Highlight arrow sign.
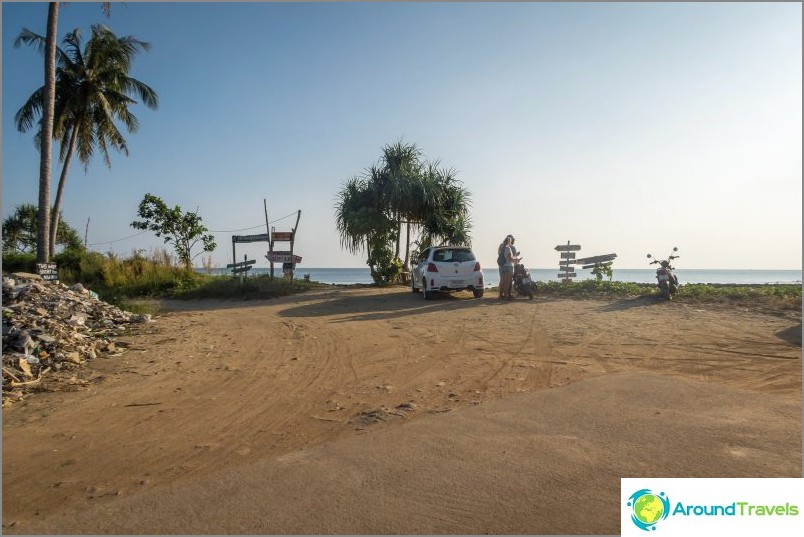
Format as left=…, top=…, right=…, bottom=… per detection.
left=560, top=252, right=576, bottom=259
left=226, top=259, right=256, bottom=269
left=559, top=260, right=574, bottom=266
left=573, top=253, right=617, bottom=265
left=558, top=273, right=577, bottom=278
left=272, top=231, right=293, bottom=242
left=555, top=244, right=581, bottom=252
left=266, top=252, right=303, bottom=264
left=559, top=266, right=575, bottom=271
left=582, top=261, right=613, bottom=270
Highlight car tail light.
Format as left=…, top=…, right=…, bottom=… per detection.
left=427, top=263, right=438, bottom=273
left=474, top=262, right=481, bottom=271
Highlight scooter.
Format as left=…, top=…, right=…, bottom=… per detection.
left=647, top=248, right=680, bottom=300
left=513, top=260, right=537, bottom=300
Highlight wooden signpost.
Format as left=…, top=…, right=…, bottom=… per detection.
left=230, top=201, right=302, bottom=280
left=226, top=256, right=256, bottom=280
left=555, top=242, right=581, bottom=283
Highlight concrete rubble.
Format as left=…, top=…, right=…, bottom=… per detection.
left=2, top=273, right=151, bottom=407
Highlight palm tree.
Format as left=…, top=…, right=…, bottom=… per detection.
left=2, top=203, right=83, bottom=254
left=15, top=2, right=111, bottom=263
left=15, top=24, right=158, bottom=257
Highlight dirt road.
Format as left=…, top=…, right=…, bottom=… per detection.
left=2, top=286, right=801, bottom=533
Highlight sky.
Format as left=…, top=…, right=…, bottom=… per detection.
left=2, top=1, right=802, bottom=271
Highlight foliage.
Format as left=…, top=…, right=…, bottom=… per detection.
left=334, top=140, right=472, bottom=283
left=131, top=193, right=216, bottom=269
left=15, top=24, right=158, bottom=257
left=367, top=241, right=404, bottom=285
left=2, top=203, right=83, bottom=253
left=590, top=262, right=613, bottom=282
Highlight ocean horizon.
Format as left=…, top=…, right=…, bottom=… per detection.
left=202, top=267, right=803, bottom=287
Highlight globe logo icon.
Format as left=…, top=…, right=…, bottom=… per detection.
left=627, top=489, right=670, bottom=531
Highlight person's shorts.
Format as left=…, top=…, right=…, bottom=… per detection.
left=501, top=265, right=514, bottom=275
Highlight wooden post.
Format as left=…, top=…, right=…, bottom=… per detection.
left=232, top=236, right=236, bottom=276
left=288, top=210, right=301, bottom=281
left=264, top=199, right=274, bottom=281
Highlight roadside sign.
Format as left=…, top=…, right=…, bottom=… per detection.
left=559, top=267, right=575, bottom=272
left=560, top=252, right=576, bottom=259
left=555, top=244, right=581, bottom=252
left=561, top=278, right=574, bottom=284
left=272, top=231, right=293, bottom=242
left=558, top=273, right=577, bottom=278
left=574, top=253, right=617, bottom=265
left=36, top=262, right=58, bottom=281
left=232, top=233, right=270, bottom=244
left=266, top=252, right=302, bottom=264
left=559, top=260, right=574, bottom=266
left=582, top=261, right=613, bottom=270
left=226, top=259, right=256, bottom=269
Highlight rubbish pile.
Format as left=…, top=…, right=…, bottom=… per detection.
left=2, top=273, right=151, bottom=407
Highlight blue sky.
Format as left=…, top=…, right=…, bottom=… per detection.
left=2, top=1, right=801, bottom=270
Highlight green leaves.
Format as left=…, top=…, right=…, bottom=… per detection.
left=131, top=194, right=217, bottom=269
left=334, top=140, right=473, bottom=283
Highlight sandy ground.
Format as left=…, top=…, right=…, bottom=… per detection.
left=2, top=286, right=801, bottom=534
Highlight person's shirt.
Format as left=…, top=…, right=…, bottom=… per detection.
left=503, top=245, right=515, bottom=267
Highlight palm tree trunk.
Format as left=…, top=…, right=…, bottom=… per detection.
left=49, top=123, right=78, bottom=257
left=403, top=221, right=411, bottom=268
left=37, top=2, right=59, bottom=264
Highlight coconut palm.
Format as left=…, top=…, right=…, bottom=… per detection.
left=2, top=203, right=83, bottom=254
left=15, top=24, right=158, bottom=258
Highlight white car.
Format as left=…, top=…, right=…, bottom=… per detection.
left=411, top=246, right=484, bottom=299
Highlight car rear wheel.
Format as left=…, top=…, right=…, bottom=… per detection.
left=473, top=288, right=484, bottom=298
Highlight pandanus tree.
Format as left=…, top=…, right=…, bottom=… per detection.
left=15, top=23, right=158, bottom=257
left=335, top=141, right=472, bottom=284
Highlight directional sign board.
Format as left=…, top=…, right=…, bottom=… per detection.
left=232, top=233, right=270, bottom=244
left=559, top=266, right=575, bottom=272
left=266, top=252, right=302, bottom=264
left=555, top=244, right=581, bottom=252
left=574, top=253, right=617, bottom=265
left=272, top=231, right=293, bottom=242
left=560, top=252, right=576, bottom=259
left=559, top=260, right=574, bottom=266
left=582, top=261, right=613, bottom=270
left=558, top=273, right=577, bottom=278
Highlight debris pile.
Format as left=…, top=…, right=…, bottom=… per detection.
left=2, top=273, right=151, bottom=407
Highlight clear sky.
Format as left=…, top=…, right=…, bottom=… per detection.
left=2, top=1, right=801, bottom=270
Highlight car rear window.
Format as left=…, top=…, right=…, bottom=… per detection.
left=432, top=249, right=475, bottom=262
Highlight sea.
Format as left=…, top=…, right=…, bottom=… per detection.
left=204, top=267, right=802, bottom=287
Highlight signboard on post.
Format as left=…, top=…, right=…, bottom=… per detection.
left=555, top=244, right=581, bottom=252
left=574, top=253, right=617, bottom=266
left=266, top=251, right=302, bottom=264
left=232, top=233, right=270, bottom=244
left=558, top=272, right=577, bottom=278
left=36, top=263, right=58, bottom=281
left=226, top=259, right=256, bottom=275
left=272, top=231, right=293, bottom=242
left=560, top=252, right=576, bottom=259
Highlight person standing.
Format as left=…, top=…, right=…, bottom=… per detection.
left=499, top=235, right=519, bottom=299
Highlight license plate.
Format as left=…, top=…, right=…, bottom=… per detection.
left=450, top=280, right=465, bottom=287
left=658, top=274, right=669, bottom=282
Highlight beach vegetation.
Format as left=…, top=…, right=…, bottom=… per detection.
left=15, top=25, right=157, bottom=258
left=335, top=140, right=472, bottom=285
left=13, top=3, right=113, bottom=263
left=2, top=203, right=84, bottom=254
left=131, top=193, right=217, bottom=270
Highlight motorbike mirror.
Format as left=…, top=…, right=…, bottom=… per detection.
left=673, top=247, right=678, bottom=252
left=646, top=254, right=652, bottom=258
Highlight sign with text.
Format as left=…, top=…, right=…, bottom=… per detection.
left=266, top=252, right=302, bottom=264
left=35, top=263, right=58, bottom=281
left=574, top=253, right=617, bottom=265
left=555, top=244, right=581, bottom=252
left=272, top=231, right=293, bottom=242
left=560, top=252, right=576, bottom=259
left=558, top=272, right=577, bottom=278
left=232, top=233, right=270, bottom=244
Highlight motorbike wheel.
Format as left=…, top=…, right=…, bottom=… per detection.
left=660, top=286, right=671, bottom=300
